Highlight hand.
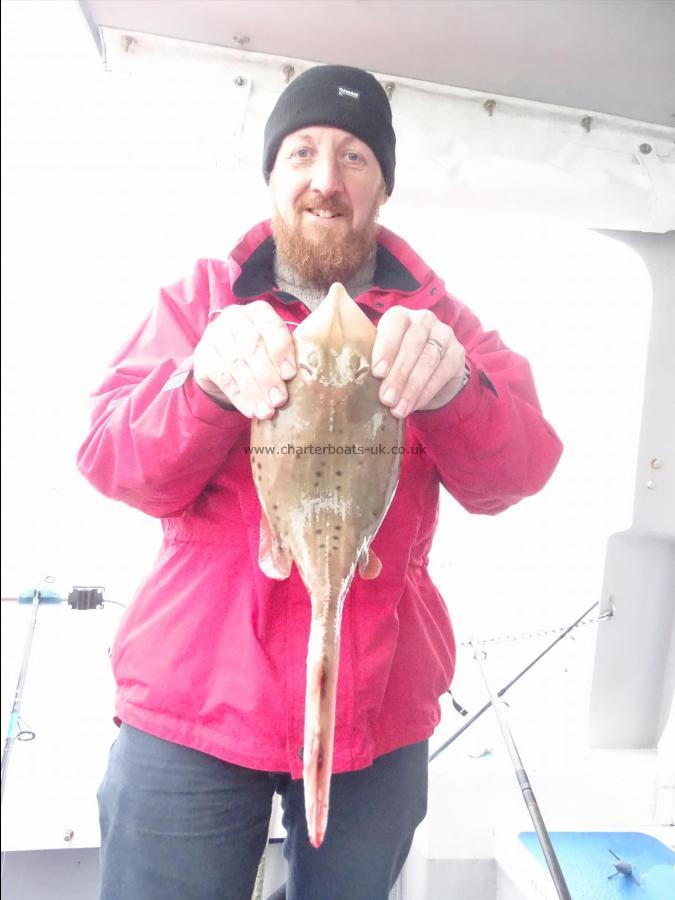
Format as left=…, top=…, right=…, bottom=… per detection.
left=371, top=307, right=466, bottom=418
left=193, top=301, right=296, bottom=419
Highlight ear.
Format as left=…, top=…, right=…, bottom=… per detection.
left=268, top=170, right=280, bottom=209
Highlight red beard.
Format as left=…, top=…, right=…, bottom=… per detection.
left=271, top=195, right=380, bottom=290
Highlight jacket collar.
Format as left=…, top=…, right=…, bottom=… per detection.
left=229, top=221, right=442, bottom=312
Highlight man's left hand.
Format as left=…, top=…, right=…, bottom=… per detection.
left=371, top=307, right=466, bottom=418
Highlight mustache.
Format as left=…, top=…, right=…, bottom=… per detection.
left=298, top=196, right=351, bottom=217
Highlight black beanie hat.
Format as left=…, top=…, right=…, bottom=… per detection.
left=263, top=65, right=396, bottom=195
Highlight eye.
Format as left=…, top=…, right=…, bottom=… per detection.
left=345, top=151, right=365, bottom=165
left=349, top=353, right=370, bottom=380
left=290, top=147, right=313, bottom=160
left=299, top=350, right=320, bottom=376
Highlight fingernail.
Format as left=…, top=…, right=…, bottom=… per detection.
left=256, top=401, right=273, bottom=419
left=280, top=360, right=296, bottom=380
left=392, top=400, right=409, bottom=418
left=382, top=388, right=397, bottom=406
left=268, top=387, right=285, bottom=406
left=372, top=360, right=388, bottom=378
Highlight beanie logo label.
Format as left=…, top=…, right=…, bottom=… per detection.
left=337, top=86, right=360, bottom=100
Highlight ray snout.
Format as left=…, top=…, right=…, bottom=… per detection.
left=294, top=283, right=376, bottom=356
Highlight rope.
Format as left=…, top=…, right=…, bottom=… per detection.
left=457, top=608, right=613, bottom=648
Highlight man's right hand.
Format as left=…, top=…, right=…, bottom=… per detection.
left=193, top=301, right=296, bottom=419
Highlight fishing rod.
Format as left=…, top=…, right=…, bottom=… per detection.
left=429, top=599, right=604, bottom=762
left=1, top=584, right=110, bottom=811
left=1, top=576, right=58, bottom=805
left=472, top=640, right=572, bottom=900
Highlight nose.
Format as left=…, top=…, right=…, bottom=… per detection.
left=310, top=153, right=343, bottom=197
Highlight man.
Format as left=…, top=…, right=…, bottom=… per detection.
left=77, top=65, right=562, bottom=900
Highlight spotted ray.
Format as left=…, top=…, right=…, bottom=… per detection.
left=250, top=282, right=403, bottom=847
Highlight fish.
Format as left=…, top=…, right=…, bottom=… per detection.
left=250, top=282, right=403, bottom=848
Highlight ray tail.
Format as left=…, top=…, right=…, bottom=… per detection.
left=303, top=600, right=341, bottom=848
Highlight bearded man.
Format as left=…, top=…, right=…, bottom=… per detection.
left=78, top=65, right=562, bottom=900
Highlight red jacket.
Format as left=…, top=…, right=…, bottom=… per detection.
left=77, top=221, right=562, bottom=778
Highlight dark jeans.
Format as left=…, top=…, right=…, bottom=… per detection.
left=97, top=724, right=428, bottom=900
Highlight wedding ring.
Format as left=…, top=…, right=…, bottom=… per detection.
left=425, top=337, right=444, bottom=357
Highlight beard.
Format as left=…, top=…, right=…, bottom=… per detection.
left=271, top=194, right=381, bottom=291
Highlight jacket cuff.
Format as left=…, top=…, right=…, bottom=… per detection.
left=182, top=371, right=248, bottom=428
left=410, top=359, right=484, bottom=432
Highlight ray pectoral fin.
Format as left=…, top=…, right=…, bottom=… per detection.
left=258, top=514, right=292, bottom=580
left=358, top=547, right=382, bottom=580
